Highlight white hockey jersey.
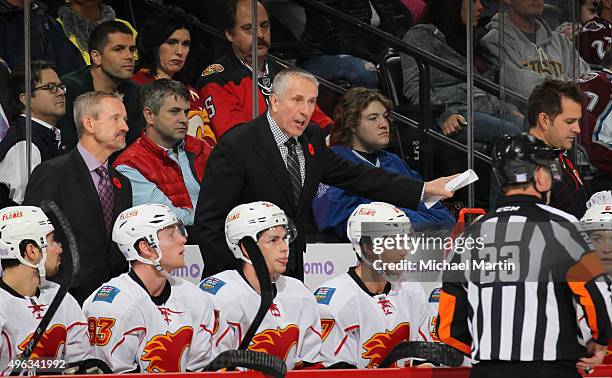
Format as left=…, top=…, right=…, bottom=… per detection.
left=199, top=270, right=323, bottom=369
left=314, top=268, right=430, bottom=368
left=0, top=280, right=89, bottom=375
left=82, top=271, right=217, bottom=373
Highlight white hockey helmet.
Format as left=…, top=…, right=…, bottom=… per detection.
left=225, top=201, right=296, bottom=263
left=347, top=202, right=412, bottom=258
left=581, top=204, right=612, bottom=232
left=0, top=206, right=54, bottom=277
left=112, top=204, right=185, bottom=270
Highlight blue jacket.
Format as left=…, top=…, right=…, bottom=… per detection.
left=312, top=146, right=455, bottom=239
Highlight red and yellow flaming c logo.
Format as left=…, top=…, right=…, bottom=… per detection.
left=362, top=322, right=410, bottom=368
left=248, top=324, right=300, bottom=361
left=18, top=324, right=67, bottom=358
left=141, top=326, right=193, bottom=373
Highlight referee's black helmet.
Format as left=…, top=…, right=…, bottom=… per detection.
left=492, top=133, right=561, bottom=187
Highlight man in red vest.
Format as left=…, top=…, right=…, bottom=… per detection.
left=114, top=79, right=213, bottom=227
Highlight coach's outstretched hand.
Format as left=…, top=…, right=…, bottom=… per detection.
left=423, top=174, right=460, bottom=199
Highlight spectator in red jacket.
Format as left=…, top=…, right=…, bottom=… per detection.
left=196, top=0, right=333, bottom=140
left=114, top=79, right=213, bottom=227
left=132, top=9, right=215, bottom=145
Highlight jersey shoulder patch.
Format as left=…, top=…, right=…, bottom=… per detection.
left=201, top=63, right=224, bottom=77
left=93, top=286, right=121, bottom=303
left=199, top=276, right=226, bottom=295
left=429, top=287, right=441, bottom=303
left=314, top=287, right=336, bottom=305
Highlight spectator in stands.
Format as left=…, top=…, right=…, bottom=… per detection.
left=556, top=0, right=599, bottom=39
left=58, top=20, right=143, bottom=151
left=527, top=79, right=589, bottom=219
left=577, top=48, right=612, bottom=191
left=23, top=91, right=132, bottom=304
left=574, top=0, right=612, bottom=67
left=400, top=0, right=426, bottom=24
left=401, top=0, right=524, bottom=145
left=196, top=0, right=333, bottom=140
left=480, top=0, right=590, bottom=97
left=298, top=0, right=414, bottom=89
left=0, top=0, right=84, bottom=75
left=313, top=88, right=455, bottom=237
left=57, top=0, right=137, bottom=66
left=114, top=79, right=213, bottom=227
left=0, top=61, right=64, bottom=206
left=133, top=9, right=215, bottom=144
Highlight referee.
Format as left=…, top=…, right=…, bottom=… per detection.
left=438, top=134, right=611, bottom=378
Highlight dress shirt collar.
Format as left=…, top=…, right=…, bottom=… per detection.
left=77, top=143, right=108, bottom=172
left=267, top=110, right=295, bottom=146
left=157, top=139, right=186, bottom=155
left=20, top=114, right=57, bottom=131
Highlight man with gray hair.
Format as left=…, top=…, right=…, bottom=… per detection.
left=23, top=91, right=132, bottom=304
left=113, top=79, right=214, bottom=227
left=195, top=67, right=459, bottom=280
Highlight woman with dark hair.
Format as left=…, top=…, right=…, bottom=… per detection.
left=133, top=10, right=215, bottom=144
left=312, top=87, right=455, bottom=238
left=400, top=0, right=523, bottom=145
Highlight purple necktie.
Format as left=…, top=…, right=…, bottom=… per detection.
left=95, top=166, right=114, bottom=232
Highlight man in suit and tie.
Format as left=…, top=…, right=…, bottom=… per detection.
left=24, top=91, right=132, bottom=304
left=195, top=67, right=457, bottom=281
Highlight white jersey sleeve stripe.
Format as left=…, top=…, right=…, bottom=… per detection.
left=111, top=326, right=146, bottom=355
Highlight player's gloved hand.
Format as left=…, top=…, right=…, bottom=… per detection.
left=576, top=340, right=606, bottom=375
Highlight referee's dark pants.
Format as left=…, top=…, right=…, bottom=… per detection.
left=471, top=361, right=581, bottom=378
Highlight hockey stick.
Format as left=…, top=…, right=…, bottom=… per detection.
left=377, top=341, right=465, bottom=368
left=11, top=200, right=80, bottom=376
left=238, top=236, right=275, bottom=349
left=204, top=350, right=287, bottom=378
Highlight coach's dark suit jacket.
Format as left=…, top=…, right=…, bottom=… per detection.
left=194, top=114, right=424, bottom=280
left=23, top=148, right=132, bottom=304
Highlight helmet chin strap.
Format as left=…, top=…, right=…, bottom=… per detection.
left=359, top=252, right=398, bottom=283
left=136, top=241, right=169, bottom=277
left=16, top=246, right=48, bottom=287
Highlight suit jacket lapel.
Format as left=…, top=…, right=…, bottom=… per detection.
left=109, top=167, right=125, bottom=221
left=70, top=150, right=110, bottom=244
left=254, top=116, right=296, bottom=209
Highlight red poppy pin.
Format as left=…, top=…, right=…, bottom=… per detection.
left=308, top=143, right=315, bottom=156
left=112, top=177, right=122, bottom=189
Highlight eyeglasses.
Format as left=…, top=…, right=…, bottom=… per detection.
left=33, top=83, right=67, bottom=94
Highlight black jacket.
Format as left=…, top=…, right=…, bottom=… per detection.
left=298, top=0, right=413, bottom=63
left=194, top=114, right=424, bottom=281
left=0, top=117, right=60, bottom=209
left=0, top=0, right=84, bottom=75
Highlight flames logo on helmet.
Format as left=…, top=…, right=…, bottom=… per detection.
left=248, top=324, right=300, bottom=361
left=18, top=324, right=67, bottom=358
left=141, top=326, right=194, bottom=373
left=362, top=322, right=410, bottom=368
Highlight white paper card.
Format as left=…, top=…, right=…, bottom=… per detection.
left=423, top=169, right=479, bottom=209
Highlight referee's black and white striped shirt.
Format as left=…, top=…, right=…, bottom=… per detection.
left=438, top=195, right=612, bottom=363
